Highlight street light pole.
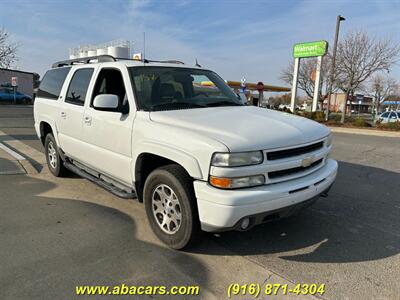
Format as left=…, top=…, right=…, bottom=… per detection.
left=325, top=15, right=345, bottom=121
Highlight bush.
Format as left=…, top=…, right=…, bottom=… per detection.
left=329, top=114, right=342, bottom=122
left=376, top=121, right=400, bottom=131
left=314, top=111, right=325, bottom=122
left=353, top=117, right=367, bottom=127
left=299, top=111, right=325, bottom=121
left=325, top=120, right=342, bottom=126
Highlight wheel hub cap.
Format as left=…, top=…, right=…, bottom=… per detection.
left=152, top=184, right=182, bottom=234
left=47, top=141, right=57, bottom=169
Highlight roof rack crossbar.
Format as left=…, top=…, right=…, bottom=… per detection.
left=114, top=57, right=185, bottom=64
left=52, top=55, right=116, bottom=68
left=52, top=55, right=185, bottom=68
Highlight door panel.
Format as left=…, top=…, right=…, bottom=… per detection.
left=81, top=108, right=133, bottom=184
left=57, top=68, right=94, bottom=160
left=57, top=103, right=86, bottom=158
left=81, top=67, right=135, bottom=185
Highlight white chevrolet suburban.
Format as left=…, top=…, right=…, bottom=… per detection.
left=34, top=55, right=338, bottom=249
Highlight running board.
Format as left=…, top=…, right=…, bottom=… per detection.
left=63, top=162, right=136, bottom=199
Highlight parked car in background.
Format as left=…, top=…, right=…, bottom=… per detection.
left=378, top=111, right=400, bottom=123
left=0, top=88, right=32, bottom=104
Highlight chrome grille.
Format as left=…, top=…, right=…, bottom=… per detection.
left=268, top=158, right=323, bottom=179
left=266, top=141, right=324, bottom=161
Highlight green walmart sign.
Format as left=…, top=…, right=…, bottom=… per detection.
left=293, top=40, right=328, bottom=58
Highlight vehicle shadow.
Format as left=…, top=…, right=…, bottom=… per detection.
left=192, top=161, right=400, bottom=264
left=0, top=175, right=208, bottom=300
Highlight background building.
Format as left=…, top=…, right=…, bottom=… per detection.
left=381, top=100, right=400, bottom=111
left=326, top=93, right=373, bottom=113
left=0, top=68, right=35, bottom=97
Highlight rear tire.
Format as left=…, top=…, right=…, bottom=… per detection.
left=144, top=164, right=200, bottom=249
left=45, top=133, right=68, bottom=177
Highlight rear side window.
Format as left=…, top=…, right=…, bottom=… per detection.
left=65, top=68, right=94, bottom=106
left=37, top=67, right=71, bottom=100
left=381, top=112, right=389, bottom=118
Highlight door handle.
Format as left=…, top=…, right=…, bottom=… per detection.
left=60, top=111, right=66, bottom=118
left=84, top=115, right=92, bottom=125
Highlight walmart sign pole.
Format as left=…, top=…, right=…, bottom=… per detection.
left=312, top=55, right=323, bottom=111
left=290, top=40, right=328, bottom=112
left=290, top=58, right=300, bottom=113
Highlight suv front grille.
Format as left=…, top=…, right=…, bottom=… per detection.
left=268, top=158, right=323, bottom=179
left=266, top=141, right=324, bottom=161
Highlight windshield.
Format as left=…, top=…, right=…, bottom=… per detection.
left=129, top=66, right=243, bottom=111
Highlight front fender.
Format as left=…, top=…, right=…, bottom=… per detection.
left=132, top=140, right=203, bottom=180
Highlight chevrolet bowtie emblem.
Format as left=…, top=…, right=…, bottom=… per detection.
left=301, top=156, right=314, bottom=167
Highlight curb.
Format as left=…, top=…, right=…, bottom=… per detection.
left=0, top=128, right=44, bottom=174
left=0, top=142, right=39, bottom=175
left=329, top=126, right=400, bottom=138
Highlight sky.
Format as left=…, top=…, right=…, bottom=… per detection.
left=1, top=0, right=399, bottom=86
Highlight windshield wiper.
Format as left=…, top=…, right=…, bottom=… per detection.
left=205, top=101, right=243, bottom=107
left=150, top=102, right=206, bottom=111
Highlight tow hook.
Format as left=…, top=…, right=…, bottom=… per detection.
left=320, top=184, right=333, bottom=198
left=320, top=191, right=329, bottom=198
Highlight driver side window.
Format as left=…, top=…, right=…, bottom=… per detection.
left=92, top=68, right=129, bottom=113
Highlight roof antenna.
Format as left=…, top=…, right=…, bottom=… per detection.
left=143, top=32, right=146, bottom=65
left=195, top=58, right=201, bottom=67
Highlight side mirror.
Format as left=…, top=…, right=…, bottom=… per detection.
left=237, top=93, right=248, bottom=104
left=93, top=94, right=119, bottom=111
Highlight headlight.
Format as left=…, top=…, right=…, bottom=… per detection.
left=325, top=134, right=332, bottom=147
left=209, top=174, right=265, bottom=189
left=211, top=151, right=263, bottom=167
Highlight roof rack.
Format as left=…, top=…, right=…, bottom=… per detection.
left=52, top=55, right=116, bottom=68
left=52, top=55, right=185, bottom=68
left=153, top=60, right=185, bottom=65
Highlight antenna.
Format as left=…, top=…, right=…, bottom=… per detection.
left=143, top=32, right=146, bottom=66
left=195, top=58, right=201, bottom=67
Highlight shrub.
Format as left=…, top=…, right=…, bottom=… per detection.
left=353, top=117, right=367, bottom=127
left=299, top=111, right=325, bottom=121
left=329, top=114, right=342, bottom=122
left=314, top=111, right=325, bottom=122
left=325, top=120, right=342, bottom=126
left=376, top=121, right=400, bottom=131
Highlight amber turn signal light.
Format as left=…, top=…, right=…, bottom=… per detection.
left=209, top=176, right=232, bottom=189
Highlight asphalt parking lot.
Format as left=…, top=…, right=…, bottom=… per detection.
left=0, top=105, right=399, bottom=300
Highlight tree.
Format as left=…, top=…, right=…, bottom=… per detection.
left=280, top=53, right=337, bottom=108
left=0, top=28, right=18, bottom=68
left=335, top=31, right=400, bottom=122
left=368, top=74, right=399, bottom=114
left=33, top=73, right=41, bottom=89
left=268, top=93, right=291, bottom=108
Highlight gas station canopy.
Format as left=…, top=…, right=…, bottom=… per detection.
left=226, top=81, right=290, bottom=92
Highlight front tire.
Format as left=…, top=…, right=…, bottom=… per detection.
left=45, top=134, right=67, bottom=177
left=144, top=165, right=200, bottom=249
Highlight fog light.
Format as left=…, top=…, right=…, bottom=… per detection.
left=240, top=217, right=250, bottom=230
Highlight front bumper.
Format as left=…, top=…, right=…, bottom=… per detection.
left=194, top=158, right=338, bottom=232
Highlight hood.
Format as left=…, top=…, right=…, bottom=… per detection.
left=149, top=106, right=330, bottom=152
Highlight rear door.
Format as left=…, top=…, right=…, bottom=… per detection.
left=80, top=66, right=135, bottom=185
left=34, top=66, right=71, bottom=142
left=388, top=112, right=398, bottom=123
left=57, top=67, right=95, bottom=160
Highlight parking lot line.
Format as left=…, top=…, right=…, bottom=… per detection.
left=0, top=142, right=26, bottom=161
